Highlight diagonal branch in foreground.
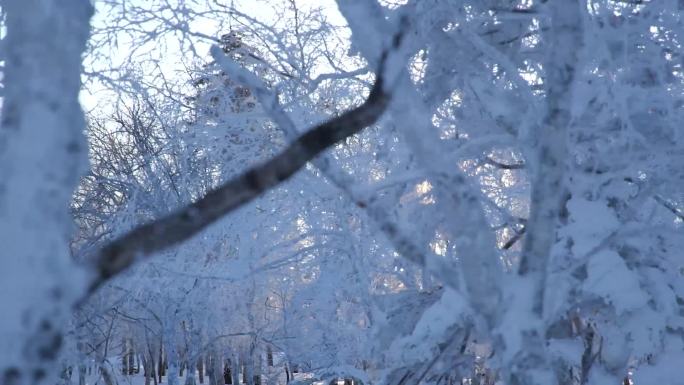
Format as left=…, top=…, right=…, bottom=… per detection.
left=87, top=47, right=400, bottom=296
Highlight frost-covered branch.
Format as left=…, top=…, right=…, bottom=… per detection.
left=654, top=195, right=684, bottom=221
left=208, top=20, right=463, bottom=291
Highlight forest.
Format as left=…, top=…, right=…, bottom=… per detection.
left=1, top=0, right=684, bottom=385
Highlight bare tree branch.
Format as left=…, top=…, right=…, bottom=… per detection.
left=654, top=195, right=684, bottom=222
left=485, top=156, right=526, bottom=170
left=86, top=28, right=406, bottom=296
left=502, top=225, right=526, bottom=250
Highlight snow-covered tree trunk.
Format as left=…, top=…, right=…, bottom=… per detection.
left=184, top=359, right=196, bottom=385
left=0, top=0, right=92, bottom=384
left=230, top=354, right=240, bottom=385
left=165, top=321, right=179, bottom=385
left=505, top=1, right=584, bottom=384
left=208, top=351, right=224, bottom=385
left=78, top=365, right=86, bottom=385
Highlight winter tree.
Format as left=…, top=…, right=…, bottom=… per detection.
left=3, top=1, right=684, bottom=385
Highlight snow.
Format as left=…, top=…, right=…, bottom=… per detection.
left=562, top=198, right=620, bottom=257
left=3, top=1, right=684, bottom=384
left=387, top=288, right=468, bottom=365
left=583, top=250, right=649, bottom=315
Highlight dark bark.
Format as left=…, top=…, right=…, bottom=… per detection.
left=143, top=356, right=151, bottom=385
left=144, top=354, right=158, bottom=385
left=224, top=360, right=232, bottom=384
left=266, top=347, right=273, bottom=367
left=122, top=340, right=128, bottom=376
left=158, top=346, right=164, bottom=383
left=128, top=353, right=135, bottom=375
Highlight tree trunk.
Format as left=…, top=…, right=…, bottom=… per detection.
left=129, top=349, right=136, bottom=375
left=266, top=347, right=273, bottom=367
left=165, top=324, right=179, bottom=385
left=59, top=365, right=71, bottom=385
left=78, top=365, right=86, bottom=385
left=253, top=351, right=261, bottom=385
left=100, top=366, right=115, bottom=385
left=146, top=354, right=158, bottom=385
left=122, top=339, right=129, bottom=375
left=158, top=346, right=165, bottom=383
left=206, top=355, right=214, bottom=385
left=231, top=355, right=240, bottom=385
left=0, top=1, right=93, bottom=383
left=245, top=361, right=254, bottom=385
left=184, top=358, right=196, bottom=385
left=210, top=353, right=223, bottom=385
left=143, top=356, right=151, bottom=385
left=197, top=356, right=204, bottom=384
left=224, top=360, right=232, bottom=385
